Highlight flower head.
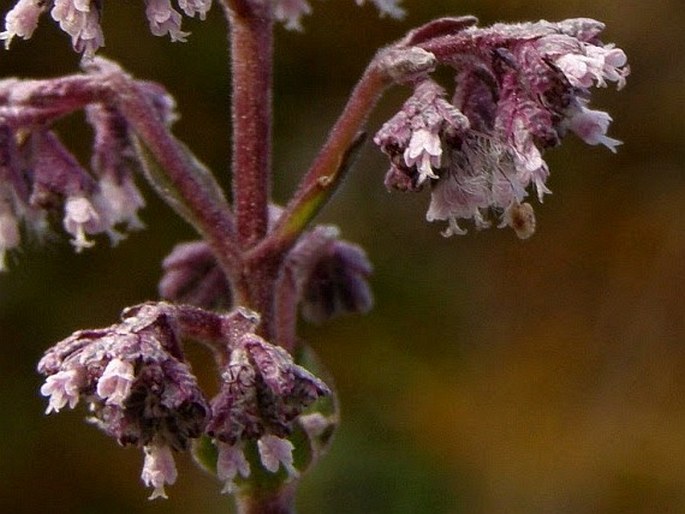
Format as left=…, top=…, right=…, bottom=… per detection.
left=0, top=58, right=174, bottom=269
left=37, top=302, right=210, bottom=498
left=204, top=307, right=331, bottom=491
left=375, top=17, right=629, bottom=238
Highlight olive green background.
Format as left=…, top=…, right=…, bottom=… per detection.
left=0, top=0, right=683, bottom=512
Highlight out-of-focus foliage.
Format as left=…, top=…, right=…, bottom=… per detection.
left=0, top=0, right=683, bottom=512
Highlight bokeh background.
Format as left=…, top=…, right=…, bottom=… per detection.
left=0, top=0, right=683, bottom=512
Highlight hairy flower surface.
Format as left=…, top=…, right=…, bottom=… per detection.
left=204, top=307, right=330, bottom=491
left=375, top=17, right=628, bottom=238
left=37, top=302, right=210, bottom=498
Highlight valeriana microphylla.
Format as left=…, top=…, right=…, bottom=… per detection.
left=1, top=0, right=627, bottom=511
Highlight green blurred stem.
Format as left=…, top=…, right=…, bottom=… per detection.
left=235, top=483, right=297, bottom=514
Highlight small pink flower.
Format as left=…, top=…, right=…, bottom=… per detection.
left=176, top=0, right=212, bottom=20
left=273, top=0, right=312, bottom=31
left=62, top=195, right=100, bottom=252
left=404, top=128, right=441, bottom=184
left=141, top=444, right=178, bottom=500
left=555, top=45, right=628, bottom=90
left=0, top=0, right=45, bottom=48
left=145, top=0, right=189, bottom=42
left=50, top=0, right=104, bottom=57
left=355, top=0, right=404, bottom=19
left=216, top=442, right=251, bottom=494
left=40, top=369, right=83, bottom=414
left=96, top=358, right=135, bottom=406
left=257, top=434, right=299, bottom=478
left=566, top=105, right=622, bottom=152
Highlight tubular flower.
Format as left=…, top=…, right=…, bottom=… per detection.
left=374, top=17, right=629, bottom=238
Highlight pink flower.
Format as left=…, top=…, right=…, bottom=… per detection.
left=565, top=104, right=622, bottom=152
left=50, top=0, right=104, bottom=57
left=96, top=358, right=135, bottom=406
left=0, top=0, right=46, bottom=48
left=257, top=434, right=298, bottom=478
left=145, top=0, right=189, bottom=42
left=355, top=0, right=404, bottom=19
left=273, top=0, right=312, bottom=31
left=216, top=442, right=251, bottom=494
left=62, top=196, right=101, bottom=252
left=40, top=369, right=83, bottom=414
left=141, top=444, right=178, bottom=499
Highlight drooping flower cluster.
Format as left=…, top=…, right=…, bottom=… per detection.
left=0, top=59, right=173, bottom=270
left=37, top=302, right=210, bottom=499
left=37, top=302, right=332, bottom=498
left=206, top=307, right=331, bottom=493
left=1, top=0, right=403, bottom=55
left=374, top=17, right=629, bottom=238
left=1, top=0, right=212, bottom=56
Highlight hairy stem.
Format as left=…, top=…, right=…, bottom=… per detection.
left=226, top=2, right=274, bottom=249
left=111, top=76, right=246, bottom=296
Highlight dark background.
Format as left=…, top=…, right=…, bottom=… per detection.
left=0, top=0, right=683, bottom=512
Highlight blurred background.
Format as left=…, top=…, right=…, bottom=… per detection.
left=0, top=0, right=683, bottom=512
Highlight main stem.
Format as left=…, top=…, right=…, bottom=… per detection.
left=224, top=2, right=279, bottom=339
left=229, top=5, right=273, bottom=249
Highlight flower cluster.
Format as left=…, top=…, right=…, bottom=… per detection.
left=159, top=221, right=373, bottom=324
left=206, top=307, right=331, bottom=493
left=0, top=59, right=173, bottom=270
left=37, top=302, right=210, bottom=499
left=1, top=0, right=403, bottom=56
left=37, top=302, right=332, bottom=498
left=1, top=0, right=211, bottom=57
left=374, top=17, right=629, bottom=238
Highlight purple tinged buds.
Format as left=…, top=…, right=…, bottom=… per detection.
left=287, top=225, right=374, bottom=324
left=159, top=240, right=232, bottom=309
left=159, top=220, right=373, bottom=324
left=374, top=17, right=629, bottom=238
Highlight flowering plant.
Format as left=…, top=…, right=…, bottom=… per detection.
left=0, top=1, right=627, bottom=512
